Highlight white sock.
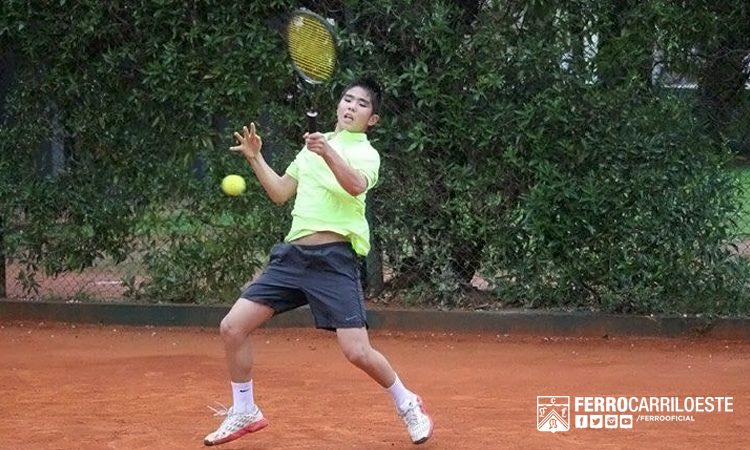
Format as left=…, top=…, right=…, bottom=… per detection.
left=387, top=376, right=415, bottom=412
left=231, top=380, right=254, bottom=413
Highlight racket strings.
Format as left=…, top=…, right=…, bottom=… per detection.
left=287, top=16, right=336, bottom=82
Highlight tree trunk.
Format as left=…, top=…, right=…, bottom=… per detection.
left=363, top=194, right=384, bottom=296
left=0, top=216, right=5, bottom=298
left=0, top=49, right=17, bottom=298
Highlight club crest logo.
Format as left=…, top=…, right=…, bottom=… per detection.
left=537, top=396, right=570, bottom=432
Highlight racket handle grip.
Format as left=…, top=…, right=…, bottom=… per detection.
left=306, top=110, right=318, bottom=134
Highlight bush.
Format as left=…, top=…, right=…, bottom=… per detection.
left=1, top=0, right=748, bottom=313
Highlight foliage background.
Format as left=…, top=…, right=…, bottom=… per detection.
left=1, top=0, right=749, bottom=315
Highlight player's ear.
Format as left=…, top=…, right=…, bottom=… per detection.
left=367, top=114, right=380, bottom=127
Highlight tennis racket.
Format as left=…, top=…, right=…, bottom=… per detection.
left=285, top=9, right=337, bottom=134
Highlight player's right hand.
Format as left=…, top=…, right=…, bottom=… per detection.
left=230, top=122, right=262, bottom=160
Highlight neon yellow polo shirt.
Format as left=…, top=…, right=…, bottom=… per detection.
left=284, top=130, right=380, bottom=256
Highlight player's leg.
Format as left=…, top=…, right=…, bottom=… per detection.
left=205, top=243, right=308, bottom=446
left=300, top=242, right=434, bottom=444
left=335, top=327, right=395, bottom=386
left=204, top=299, right=274, bottom=446
left=220, top=299, right=275, bottom=383
left=336, top=327, right=434, bottom=445
left=204, top=244, right=307, bottom=445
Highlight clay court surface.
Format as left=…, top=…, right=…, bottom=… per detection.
left=1, top=321, right=747, bottom=450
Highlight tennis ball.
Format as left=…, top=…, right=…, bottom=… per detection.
left=221, top=174, right=246, bottom=196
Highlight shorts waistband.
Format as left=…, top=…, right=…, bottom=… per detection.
left=286, top=241, right=353, bottom=250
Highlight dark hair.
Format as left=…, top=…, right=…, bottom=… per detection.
left=343, top=77, right=382, bottom=115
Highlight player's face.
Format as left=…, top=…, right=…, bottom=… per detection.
left=336, top=86, right=379, bottom=132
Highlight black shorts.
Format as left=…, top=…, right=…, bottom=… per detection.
left=241, top=242, right=367, bottom=330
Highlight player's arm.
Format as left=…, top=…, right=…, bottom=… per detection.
left=305, top=132, right=368, bottom=196
left=230, top=123, right=298, bottom=205
left=247, top=155, right=298, bottom=205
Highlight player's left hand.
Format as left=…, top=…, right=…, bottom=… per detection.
left=305, top=132, right=333, bottom=157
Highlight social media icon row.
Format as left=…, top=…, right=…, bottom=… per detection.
left=575, top=414, right=633, bottom=429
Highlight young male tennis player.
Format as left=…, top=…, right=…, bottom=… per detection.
left=203, top=78, right=434, bottom=446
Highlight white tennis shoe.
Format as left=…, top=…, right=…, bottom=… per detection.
left=398, top=396, right=434, bottom=445
left=204, top=404, right=268, bottom=446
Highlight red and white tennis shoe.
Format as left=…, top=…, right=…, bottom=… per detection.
left=204, top=404, right=268, bottom=446
left=398, top=396, right=434, bottom=445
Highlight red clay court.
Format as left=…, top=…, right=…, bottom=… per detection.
left=1, top=322, right=747, bottom=449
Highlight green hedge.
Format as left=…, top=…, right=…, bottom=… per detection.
left=1, top=0, right=748, bottom=314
